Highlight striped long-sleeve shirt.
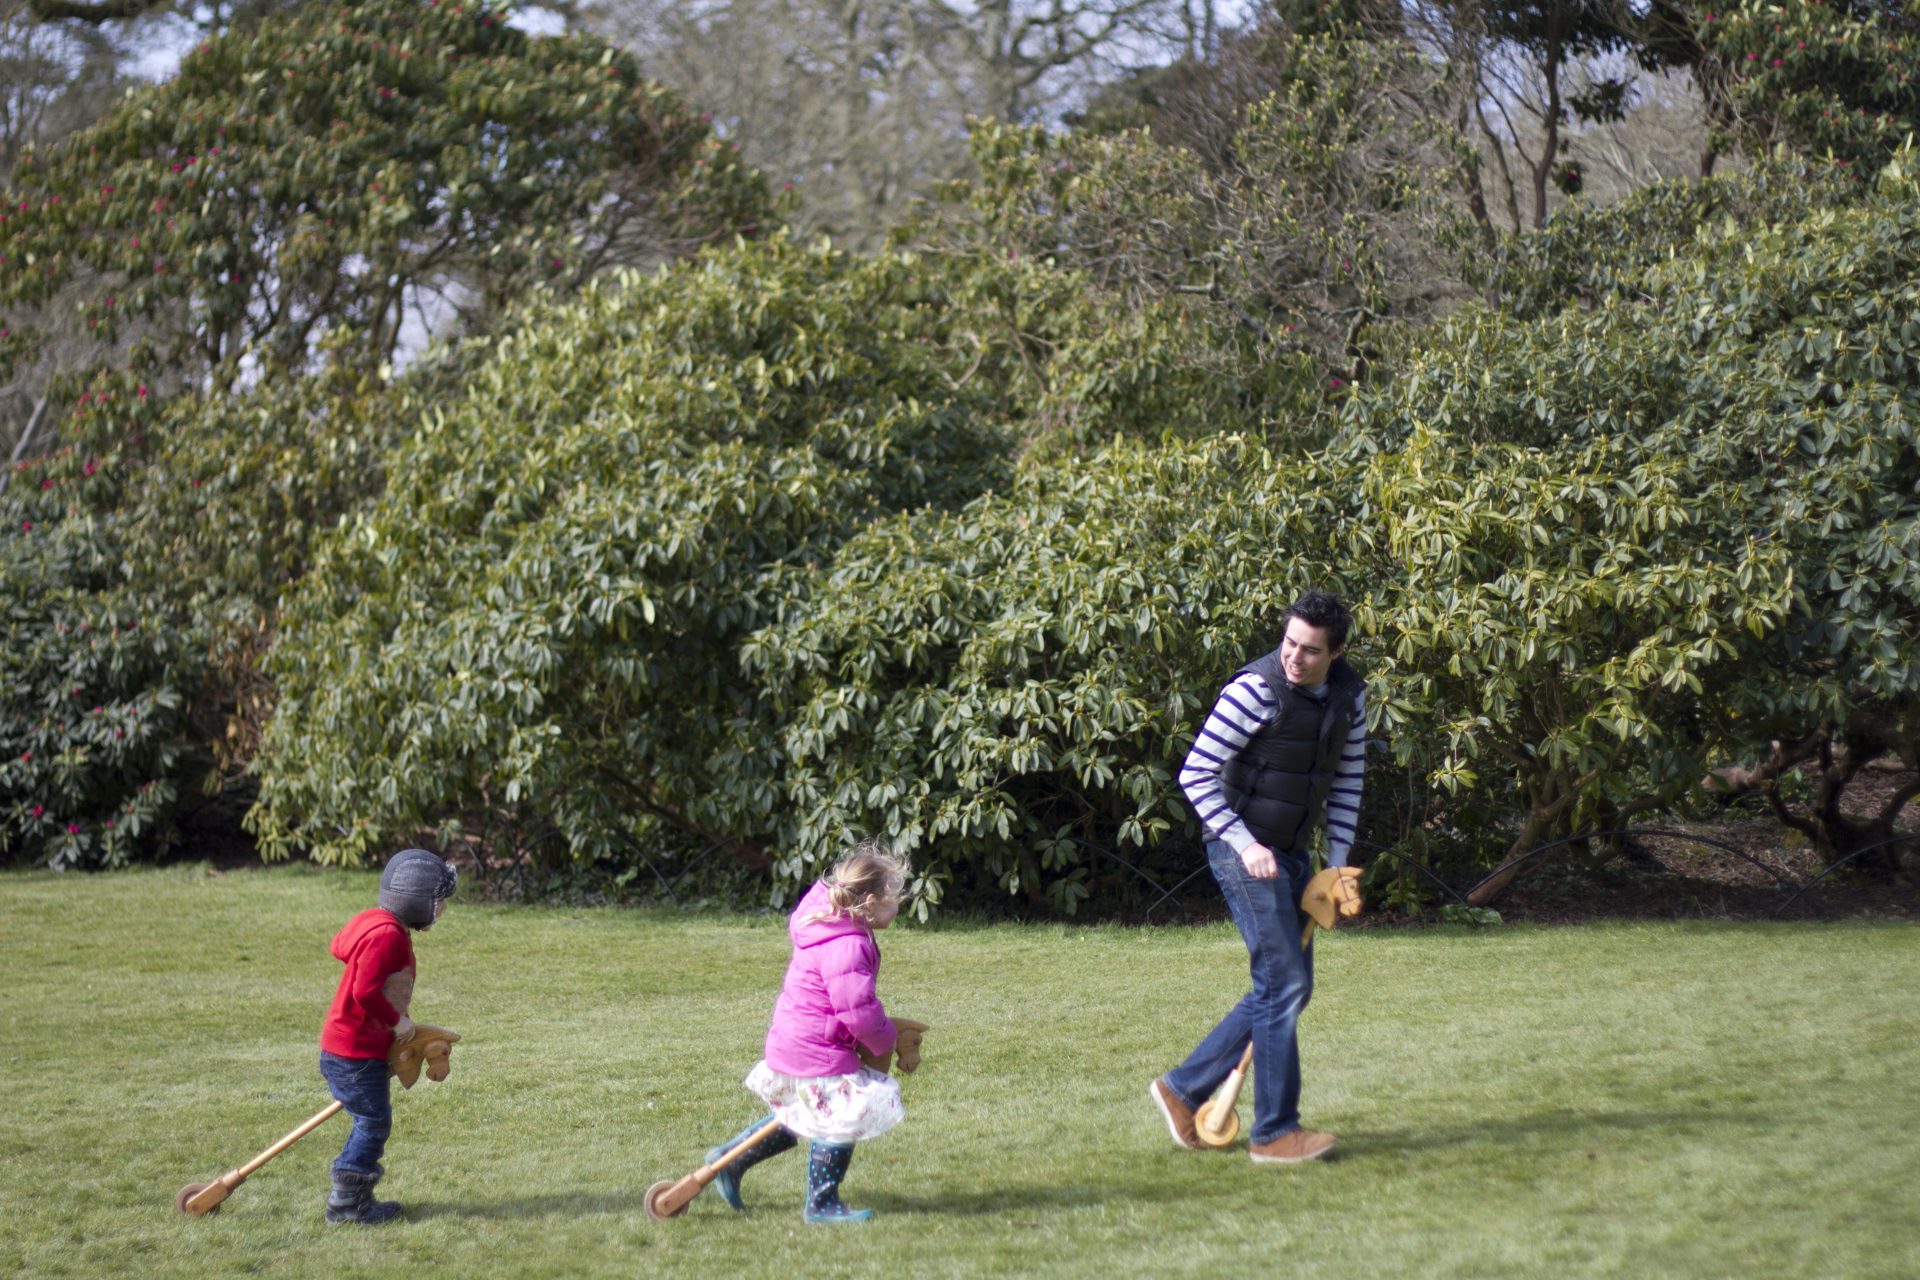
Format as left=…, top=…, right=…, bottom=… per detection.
left=1179, top=673, right=1367, bottom=866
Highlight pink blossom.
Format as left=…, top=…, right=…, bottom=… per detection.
left=136, top=385, right=148, bottom=399
left=83, top=461, right=96, bottom=476
left=67, top=824, right=80, bottom=834
left=18, top=521, right=29, bottom=532
left=41, top=478, right=53, bottom=490
left=31, top=806, right=43, bottom=818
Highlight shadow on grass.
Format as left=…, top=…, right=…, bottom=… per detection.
left=865, top=1181, right=1127, bottom=1216
left=1336, top=1104, right=1768, bottom=1156
left=406, top=1192, right=643, bottom=1221
left=386, top=1106, right=1769, bottom=1223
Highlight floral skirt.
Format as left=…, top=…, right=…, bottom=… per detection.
left=743, top=1060, right=904, bottom=1144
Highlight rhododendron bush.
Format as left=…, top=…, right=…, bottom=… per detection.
left=1695, top=0, right=1920, bottom=171
left=0, top=0, right=768, bottom=866
left=246, top=151, right=1920, bottom=910
left=246, top=236, right=1031, bottom=871
left=1343, top=149, right=1920, bottom=895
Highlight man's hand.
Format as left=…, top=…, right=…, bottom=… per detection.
left=391, top=1014, right=416, bottom=1046
left=1239, top=841, right=1278, bottom=880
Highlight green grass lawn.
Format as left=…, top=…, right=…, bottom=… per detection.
left=3, top=866, right=1916, bottom=1279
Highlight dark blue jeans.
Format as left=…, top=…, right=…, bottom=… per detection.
left=1163, top=839, right=1315, bottom=1144
left=319, top=1052, right=392, bottom=1177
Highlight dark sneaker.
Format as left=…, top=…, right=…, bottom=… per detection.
left=1249, top=1128, right=1336, bottom=1164
left=324, top=1170, right=403, bottom=1224
left=1149, top=1079, right=1205, bottom=1151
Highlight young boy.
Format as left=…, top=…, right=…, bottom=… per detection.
left=318, top=847, right=457, bottom=1224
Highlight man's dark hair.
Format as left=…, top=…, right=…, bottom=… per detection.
left=1284, top=589, right=1352, bottom=650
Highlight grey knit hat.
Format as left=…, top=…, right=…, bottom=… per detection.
left=379, top=848, right=458, bottom=930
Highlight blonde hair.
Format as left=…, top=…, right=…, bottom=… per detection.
left=808, top=839, right=911, bottom=926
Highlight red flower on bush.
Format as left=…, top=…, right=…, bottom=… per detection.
left=31, top=806, right=44, bottom=818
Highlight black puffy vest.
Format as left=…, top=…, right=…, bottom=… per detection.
left=1219, top=652, right=1362, bottom=854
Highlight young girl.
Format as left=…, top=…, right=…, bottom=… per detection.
left=703, top=841, right=910, bottom=1223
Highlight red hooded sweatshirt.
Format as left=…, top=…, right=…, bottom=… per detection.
left=320, top=908, right=415, bottom=1059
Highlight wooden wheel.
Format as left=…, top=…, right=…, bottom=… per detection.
left=1194, top=1098, right=1241, bottom=1148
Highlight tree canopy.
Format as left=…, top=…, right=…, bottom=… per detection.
left=5, top=0, right=1919, bottom=911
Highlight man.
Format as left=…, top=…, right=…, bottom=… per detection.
left=1150, top=588, right=1365, bottom=1163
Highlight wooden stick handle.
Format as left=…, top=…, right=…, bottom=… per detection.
left=1204, top=1044, right=1254, bottom=1113
left=697, top=1116, right=785, bottom=1183
left=231, top=1101, right=345, bottom=1183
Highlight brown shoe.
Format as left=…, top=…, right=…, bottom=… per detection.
left=1249, top=1128, right=1336, bottom=1164
left=1149, top=1079, right=1204, bottom=1151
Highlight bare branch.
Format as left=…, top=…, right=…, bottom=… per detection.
left=25, top=0, right=168, bottom=21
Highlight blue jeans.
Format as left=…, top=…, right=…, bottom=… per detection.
left=1163, top=839, right=1315, bottom=1144
left=319, top=1052, right=392, bottom=1177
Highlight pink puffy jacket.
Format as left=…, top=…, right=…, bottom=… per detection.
left=763, top=880, right=898, bottom=1077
